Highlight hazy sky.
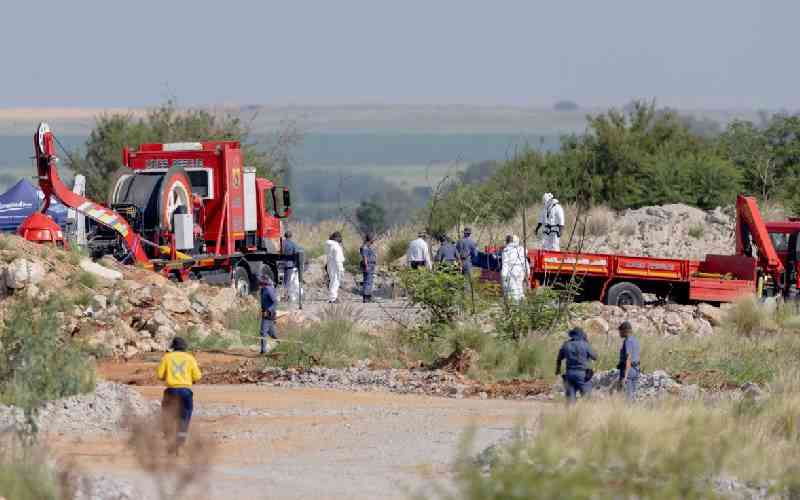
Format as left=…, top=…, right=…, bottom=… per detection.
left=2, top=1, right=797, bottom=109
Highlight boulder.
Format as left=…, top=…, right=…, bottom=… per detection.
left=697, top=303, right=723, bottom=326
left=162, top=292, right=191, bottom=314
left=79, top=258, right=122, bottom=282
left=206, top=288, right=239, bottom=322
left=92, top=294, right=108, bottom=310
left=130, top=286, right=154, bottom=307
left=581, top=317, right=609, bottom=338
left=4, top=258, right=46, bottom=289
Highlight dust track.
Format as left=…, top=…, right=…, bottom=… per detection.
left=48, top=384, right=545, bottom=500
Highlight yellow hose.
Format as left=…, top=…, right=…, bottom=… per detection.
left=158, top=245, right=192, bottom=261
left=693, top=272, right=735, bottom=280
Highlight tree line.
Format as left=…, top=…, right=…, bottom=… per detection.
left=428, top=100, right=800, bottom=235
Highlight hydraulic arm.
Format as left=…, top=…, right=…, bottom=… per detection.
left=33, top=123, right=150, bottom=264
left=736, top=194, right=784, bottom=291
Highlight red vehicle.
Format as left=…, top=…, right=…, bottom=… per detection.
left=481, top=195, right=795, bottom=306
left=21, top=123, right=298, bottom=298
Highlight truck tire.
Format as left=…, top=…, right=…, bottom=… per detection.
left=606, top=282, right=644, bottom=307
left=233, top=266, right=252, bottom=297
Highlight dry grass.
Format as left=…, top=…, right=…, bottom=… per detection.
left=126, top=416, right=216, bottom=500
left=439, top=394, right=800, bottom=499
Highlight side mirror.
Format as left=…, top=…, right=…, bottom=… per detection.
left=271, top=186, right=292, bottom=219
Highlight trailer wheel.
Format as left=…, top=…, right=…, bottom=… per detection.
left=233, top=266, right=252, bottom=297
left=606, top=282, right=644, bottom=307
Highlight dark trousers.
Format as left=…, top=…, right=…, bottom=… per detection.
left=362, top=271, right=375, bottom=297
left=563, top=370, right=592, bottom=403
left=162, top=388, right=194, bottom=447
left=260, top=317, right=277, bottom=353
left=410, top=261, right=426, bottom=270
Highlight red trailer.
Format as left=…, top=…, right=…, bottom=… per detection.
left=482, top=195, right=797, bottom=307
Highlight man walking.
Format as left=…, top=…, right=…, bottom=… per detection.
left=281, top=230, right=302, bottom=303
left=325, top=231, right=345, bottom=303
left=157, top=336, right=202, bottom=453
left=456, top=227, right=478, bottom=278
left=535, top=192, right=565, bottom=251
left=501, top=234, right=530, bottom=302
left=360, top=233, right=378, bottom=303
left=407, top=232, right=432, bottom=270
left=435, top=235, right=460, bottom=269
left=555, top=328, right=597, bottom=404
left=617, top=321, right=641, bottom=402
left=259, top=274, right=279, bottom=354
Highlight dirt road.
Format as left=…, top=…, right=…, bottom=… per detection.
left=48, top=383, right=545, bottom=500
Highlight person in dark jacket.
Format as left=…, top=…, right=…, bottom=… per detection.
left=435, top=235, right=461, bottom=269
left=456, top=228, right=478, bottom=277
left=259, top=275, right=279, bottom=354
left=555, top=327, right=597, bottom=403
left=360, top=233, right=378, bottom=303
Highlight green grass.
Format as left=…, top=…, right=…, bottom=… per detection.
left=688, top=224, right=705, bottom=239
left=0, top=441, right=64, bottom=500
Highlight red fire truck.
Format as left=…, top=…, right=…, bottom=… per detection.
left=20, top=123, right=298, bottom=298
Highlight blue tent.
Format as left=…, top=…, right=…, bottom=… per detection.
left=0, top=179, right=68, bottom=232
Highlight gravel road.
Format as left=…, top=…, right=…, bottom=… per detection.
left=48, top=384, right=545, bottom=500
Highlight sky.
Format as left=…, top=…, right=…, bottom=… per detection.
left=1, top=1, right=797, bottom=109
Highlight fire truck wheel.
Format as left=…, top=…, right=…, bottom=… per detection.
left=234, top=266, right=252, bottom=297
left=606, top=282, right=644, bottom=307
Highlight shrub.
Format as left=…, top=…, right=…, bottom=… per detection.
left=267, top=318, right=384, bottom=369
left=725, top=295, right=770, bottom=337
left=385, top=237, right=411, bottom=265
left=494, top=287, right=563, bottom=340
left=75, top=270, right=98, bottom=290
left=582, top=206, right=613, bottom=237
left=688, top=224, right=705, bottom=239
left=0, top=439, right=65, bottom=500
left=0, top=298, right=95, bottom=416
left=399, top=268, right=467, bottom=327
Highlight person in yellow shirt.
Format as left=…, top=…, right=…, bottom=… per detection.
left=157, top=337, right=202, bottom=452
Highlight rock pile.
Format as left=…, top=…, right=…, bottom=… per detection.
left=0, top=234, right=249, bottom=356
left=0, top=382, right=154, bottom=434
left=571, top=301, right=725, bottom=338
left=590, top=369, right=700, bottom=400
left=581, top=204, right=734, bottom=260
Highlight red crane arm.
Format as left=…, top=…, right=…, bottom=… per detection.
left=736, top=194, right=783, bottom=281
left=33, top=123, right=150, bottom=264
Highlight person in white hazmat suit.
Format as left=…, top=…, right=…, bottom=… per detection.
left=325, top=231, right=345, bottom=303
left=501, top=234, right=530, bottom=302
left=536, top=192, right=565, bottom=251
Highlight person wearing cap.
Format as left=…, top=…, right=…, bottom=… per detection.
left=435, top=235, right=460, bottom=269
left=157, top=336, right=202, bottom=453
left=282, top=230, right=302, bottom=304
left=555, top=327, right=597, bottom=404
left=617, top=321, right=641, bottom=401
left=406, top=231, right=432, bottom=270
left=259, top=274, right=279, bottom=353
left=325, top=231, right=346, bottom=303
left=360, top=233, right=378, bottom=303
left=456, top=227, right=478, bottom=278
left=535, top=192, right=565, bottom=251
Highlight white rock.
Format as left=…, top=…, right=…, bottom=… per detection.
left=79, top=258, right=122, bottom=282
left=162, top=292, right=191, bottom=314
left=92, top=294, right=108, bottom=309
left=4, top=258, right=46, bottom=289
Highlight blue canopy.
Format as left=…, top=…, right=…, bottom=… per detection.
left=0, top=179, right=68, bottom=232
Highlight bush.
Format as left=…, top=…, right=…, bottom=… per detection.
left=725, top=296, right=770, bottom=337
left=0, top=439, right=65, bottom=500
left=0, top=298, right=95, bottom=415
left=385, top=237, right=410, bottom=265
left=494, top=287, right=564, bottom=340
left=267, top=317, right=384, bottom=369
left=688, top=224, right=705, bottom=239
left=75, top=270, right=98, bottom=290
left=399, top=268, right=467, bottom=327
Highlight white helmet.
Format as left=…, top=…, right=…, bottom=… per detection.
left=542, top=192, right=553, bottom=205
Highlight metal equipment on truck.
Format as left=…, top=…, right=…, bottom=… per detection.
left=20, top=123, right=300, bottom=300
left=480, top=194, right=799, bottom=306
